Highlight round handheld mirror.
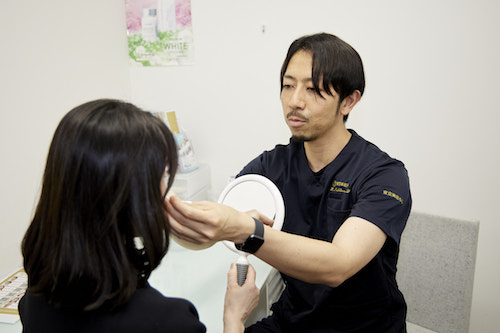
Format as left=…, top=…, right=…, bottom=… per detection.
left=217, top=174, right=284, bottom=285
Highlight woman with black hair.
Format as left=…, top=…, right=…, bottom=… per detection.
left=18, top=99, right=259, bottom=333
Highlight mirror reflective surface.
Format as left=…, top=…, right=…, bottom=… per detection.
left=221, top=180, right=276, bottom=222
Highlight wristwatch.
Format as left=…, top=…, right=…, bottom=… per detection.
left=235, top=218, right=264, bottom=254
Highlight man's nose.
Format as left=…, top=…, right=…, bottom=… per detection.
left=289, top=88, right=306, bottom=110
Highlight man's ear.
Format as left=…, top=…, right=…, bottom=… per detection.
left=339, top=90, right=362, bottom=117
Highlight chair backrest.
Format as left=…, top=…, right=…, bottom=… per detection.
left=397, top=211, right=479, bottom=333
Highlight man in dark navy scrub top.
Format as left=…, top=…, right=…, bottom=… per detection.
left=167, top=33, right=412, bottom=333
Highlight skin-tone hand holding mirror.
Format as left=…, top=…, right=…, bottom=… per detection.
left=170, top=174, right=285, bottom=285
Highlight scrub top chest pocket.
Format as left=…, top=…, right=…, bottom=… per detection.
left=325, top=179, right=354, bottom=241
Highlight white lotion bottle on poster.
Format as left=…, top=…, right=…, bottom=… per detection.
left=158, top=0, right=176, bottom=32
left=142, top=8, right=158, bottom=42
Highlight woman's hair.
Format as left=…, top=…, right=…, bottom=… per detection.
left=280, top=33, right=365, bottom=121
left=22, top=99, right=178, bottom=311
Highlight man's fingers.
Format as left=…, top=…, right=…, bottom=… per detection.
left=167, top=210, right=207, bottom=243
left=167, top=196, right=196, bottom=220
left=245, top=209, right=275, bottom=228
left=169, top=224, right=203, bottom=244
left=262, top=218, right=274, bottom=227
left=169, top=195, right=212, bottom=220
left=166, top=196, right=212, bottom=241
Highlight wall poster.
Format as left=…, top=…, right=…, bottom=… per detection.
left=126, top=0, right=194, bottom=66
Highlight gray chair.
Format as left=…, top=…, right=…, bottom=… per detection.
left=246, top=212, right=480, bottom=333
left=397, top=211, right=479, bottom=333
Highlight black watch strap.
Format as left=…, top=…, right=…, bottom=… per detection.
left=235, top=218, right=265, bottom=254
left=253, top=217, right=264, bottom=238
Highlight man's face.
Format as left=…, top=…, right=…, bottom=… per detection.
left=281, top=50, right=342, bottom=142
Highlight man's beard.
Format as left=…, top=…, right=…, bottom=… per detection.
left=287, top=111, right=314, bottom=142
left=291, top=134, right=317, bottom=142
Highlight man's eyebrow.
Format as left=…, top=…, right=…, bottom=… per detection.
left=283, top=74, right=313, bottom=82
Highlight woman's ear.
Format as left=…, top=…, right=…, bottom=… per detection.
left=339, top=90, right=362, bottom=117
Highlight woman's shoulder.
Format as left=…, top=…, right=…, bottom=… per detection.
left=129, top=285, right=207, bottom=331
left=134, top=285, right=193, bottom=310
left=19, top=287, right=207, bottom=333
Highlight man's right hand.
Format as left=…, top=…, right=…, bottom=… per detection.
left=165, top=195, right=255, bottom=245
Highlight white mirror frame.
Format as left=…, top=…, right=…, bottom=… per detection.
left=217, top=174, right=285, bottom=255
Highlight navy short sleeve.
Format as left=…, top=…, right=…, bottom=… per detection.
left=350, top=162, right=412, bottom=245
left=237, top=154, right=265, bottom=177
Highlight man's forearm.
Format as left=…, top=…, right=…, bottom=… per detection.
left=253, top=217, right=387, bottom=287
left=254, top=227, right=348, bottom=287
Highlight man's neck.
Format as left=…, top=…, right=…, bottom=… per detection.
left=304, top=127, right=352, bottom=173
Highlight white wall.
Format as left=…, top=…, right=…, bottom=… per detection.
left=0, top=0, right=130, bottom=276
left=1, top=1, right=499, bottom=332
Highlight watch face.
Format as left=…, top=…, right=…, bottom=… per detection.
left=236, top=234, right=264, bottom=254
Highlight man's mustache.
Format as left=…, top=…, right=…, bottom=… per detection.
left=286, top=111, right=308, bottom=122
